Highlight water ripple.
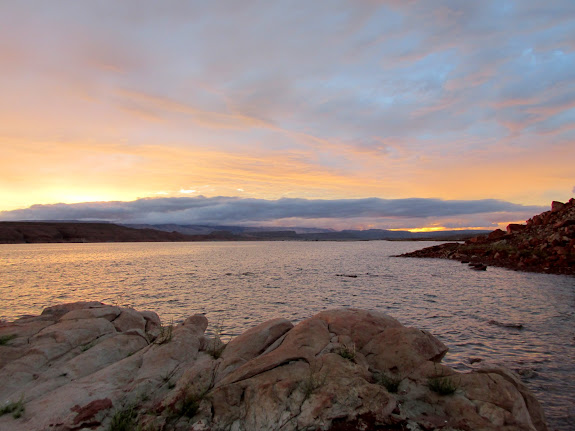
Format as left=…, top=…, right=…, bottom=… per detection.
left=0, top=241, right=573, bottom=430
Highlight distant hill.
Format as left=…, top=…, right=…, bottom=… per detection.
left=0, top=221, right=490, bottom=244
left=124, top=224, right=333, bottom=235
left=398, top=199, right=575, bottom=276
left=0, top=222, right=196, bottom=243
left=125, top=224, right=488, bottom=241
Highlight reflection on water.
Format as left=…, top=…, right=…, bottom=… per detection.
left=0, top=241, right=573, bottom=430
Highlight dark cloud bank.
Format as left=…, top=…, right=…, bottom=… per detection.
left=0, top=197, right=545, bottom=229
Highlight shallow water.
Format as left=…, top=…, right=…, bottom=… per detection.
left=0, top=241, right=573, bottom=430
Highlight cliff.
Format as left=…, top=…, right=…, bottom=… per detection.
left=0, top=302, right=547, bottom=431
left=398, top=199, right=575, bottom=276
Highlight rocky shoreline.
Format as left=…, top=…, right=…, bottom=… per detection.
left=397, top=199, right=575, bottom=276
left=1, top=302, right=548, bottom=430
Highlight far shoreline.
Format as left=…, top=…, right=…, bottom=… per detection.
left=0, top=220, right=486, bottom=244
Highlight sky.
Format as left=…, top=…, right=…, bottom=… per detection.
left=1, top=1, right=573, bottom=231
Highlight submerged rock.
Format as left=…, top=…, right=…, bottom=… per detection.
left=0, top=302, right=548, bottom=431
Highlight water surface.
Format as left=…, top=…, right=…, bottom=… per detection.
left=0, top=241, right=573, bottom=430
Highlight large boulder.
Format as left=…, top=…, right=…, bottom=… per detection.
left=488, top=229, right=506, bottom=240
left=0, top=303, right=548, bottom=431
left=507, top=223, right=527, bottom=234
left=217, top=317, right=293, bottom=382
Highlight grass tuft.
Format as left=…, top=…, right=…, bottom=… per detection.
left=0, top=396, right=25, bottom=419
left=300, top=371, right=327, bottom=401
left=81, top=341, right=96, bottom=352
left=207, top=320, right=226, bottom=359
left=161, top=372, right=172, bottom=383
left=0, top=334, right=17, bottom=346
left=108, top=404, right=140, bottom=431
left=161, top=370, right=176, bottom=390
left=155, top=321, right=174, bottom=345
left=376, top=373, right=402, bottom=393
left=337, top=342, right=356, bottom=362
left=175, top=388, right=207, bottom=419
left=428, top=376, right=458, bottom=395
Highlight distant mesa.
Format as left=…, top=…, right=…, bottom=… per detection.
left=0, top=222, right=197, bottom=244
left=398, top=198, right=575, bottom=276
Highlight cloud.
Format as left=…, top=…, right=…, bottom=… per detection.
left=0, top=1, right=574, bottom=211
left=115, top=89, right=273, bottom=130
left=3, top=1, right=574, bottom=149
left=0, top=196, right=545, bottom=230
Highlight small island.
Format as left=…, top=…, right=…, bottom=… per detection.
left=398, top=199, right=575, bottom=276
left=1, top=302, right=547, bottom=430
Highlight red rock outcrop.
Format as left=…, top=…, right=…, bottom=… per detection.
left=0, top=302, right=548, bottom=431
left=399, top=199, right=575, bottom=276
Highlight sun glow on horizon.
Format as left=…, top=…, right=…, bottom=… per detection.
left=393, top=227, right=492, bottom=233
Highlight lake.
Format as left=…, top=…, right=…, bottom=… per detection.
left=0, top=241, right=573, bottom=430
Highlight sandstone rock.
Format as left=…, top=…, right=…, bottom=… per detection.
left=111, top=308, right=147, bottom=334
left=531, top=214, right=543, bottom=226
left=0, top=319, right=119, bottom=403
left=554, top=219, right=575, bottom=229
left=488, top=229, right=506, bottom=240
left=507, top=223, right=527, bottom=234
left=141, top=310, right=162, bottom=341
left=134, top=323, right=205, bottom=384
left=478, top=367, right=548, bottom=431
left=315, top=308, right=402, bottom=349
left=58, top=333, right=148, bottom=380
left=551, top=201, right=565, bottom=212
left=0, top=319, right=56, bottom=368
left=217, top=314, right=330, bottom=387
left=399, top=198, right=575, bottom=276
left=363, top=326, right=448, bottom=374
left=183, top=314, right=209, bottom=334
left=31, top=317, right=117, bottom=350
left=0, top=303, right=549, bottom=431
left=210, top=360, right=310, bottom=430
left=217, top=318, right=293, bottom=382
left=60, top=305, right=122, bottom=322
left=41, top=301, right=105, bottom=318
left=296, top=354, right=395, bottom=429
left=70, top=398, right=113, bottom=428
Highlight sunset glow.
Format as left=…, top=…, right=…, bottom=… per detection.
left=401, top=227, right=454, bottom=234
left=1, top=1, right=574, bottom=230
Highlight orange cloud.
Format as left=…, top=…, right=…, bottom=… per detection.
left=115, top=89, right=272, bottom=130
left=0, top=135, right=406, bottom=211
